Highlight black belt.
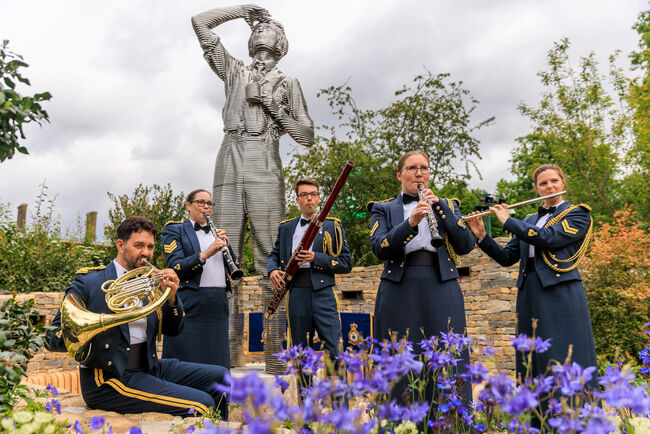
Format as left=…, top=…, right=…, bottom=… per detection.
left=405, top=250, right=437, bottom=266
left=525, top=258, right=536, bottom=272
left=291, top=268, right=312, bottom=287
left=126, top=342, right=148, bottom=370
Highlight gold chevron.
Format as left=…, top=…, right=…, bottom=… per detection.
left=163, top=240, right=178, bottom=253
left=561, top=220, right=579, bottom=234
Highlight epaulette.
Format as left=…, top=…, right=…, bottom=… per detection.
left=164, top=220, right=183, bottom=228
left=76, top=265, right=106, bottom=275
left=526, top=212, right=536, bottom=217
left=325, top=216, right=341, bottom=224
left=578, top=203, right=592, bottom=212
left=279, top=218, right=294, bottom=224
left=366, top=198, right=394, bottom=213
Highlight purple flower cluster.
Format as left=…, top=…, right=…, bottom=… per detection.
left=189, top=328, right=650, bottom=433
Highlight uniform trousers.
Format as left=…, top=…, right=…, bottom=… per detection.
left=79, top=359, right=228, bottom=418
left=288, top=281, right=342, bottom=359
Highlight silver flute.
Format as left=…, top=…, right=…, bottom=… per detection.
left=417, top=184, right=445, bottom=248
left=204, top=214, right=244, bottom=282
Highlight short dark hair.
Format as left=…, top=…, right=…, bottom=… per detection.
left=397, top=151, right=429, bottom=172
left=187, top=189, right=210, bottom=204
left=294, top=179, right=319, bottom=196
left=116, top=216, right=156, bottom=242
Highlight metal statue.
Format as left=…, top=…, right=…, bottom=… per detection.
left=192, top=5, right=314, bottom=372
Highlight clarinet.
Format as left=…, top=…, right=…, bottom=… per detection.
left=417, top=184, right=444, bottom=248
left=204, top=214, right=244, bottom=282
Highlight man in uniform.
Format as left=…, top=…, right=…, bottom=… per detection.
left=48, top=217, right=229, bottom=418
left=268, top=179, right=352, bottom=363
left=191, top=4, right=314, bottom=370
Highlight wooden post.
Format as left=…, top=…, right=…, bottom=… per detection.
left=85, top=211, right=97, bottom=244
left=17, top=204, right=27, bottom=228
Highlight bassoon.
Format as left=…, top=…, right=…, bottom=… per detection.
left=264, top=160, right=355, bottom=319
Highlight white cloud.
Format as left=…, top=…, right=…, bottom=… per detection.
left=0, top=0, right=645, bottom=238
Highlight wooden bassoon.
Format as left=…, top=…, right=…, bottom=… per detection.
left=264, top=160, right=355, bottom=319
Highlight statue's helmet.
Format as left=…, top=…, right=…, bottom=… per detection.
left=248, top=19, right=288, bottom=60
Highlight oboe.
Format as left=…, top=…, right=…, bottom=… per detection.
left=204, top=214, right=244, bottom=282
left=417, top=184, right=445, bottom=248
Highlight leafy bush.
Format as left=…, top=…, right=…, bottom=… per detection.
left=583, top=205, right=650, bottom=366
left=0, top=298, right=52, bottom=413
left=105, top=183, right=186, bottom=269
left=0, top=187, right=112, bottom=294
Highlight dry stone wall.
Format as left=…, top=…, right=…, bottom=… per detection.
left=4, top=238, right=519, bottom=374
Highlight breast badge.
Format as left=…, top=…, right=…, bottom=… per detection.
left=348, top=323, right=361, bottom=346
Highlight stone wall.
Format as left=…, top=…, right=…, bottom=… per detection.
left=4, top=238, right=518, bottom=374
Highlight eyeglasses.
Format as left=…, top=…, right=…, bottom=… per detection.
left=403, top=166, right=430, bottom=174
left=191, top=199, right=214, bottom=207
left=297, top=192, right=319, bottom=198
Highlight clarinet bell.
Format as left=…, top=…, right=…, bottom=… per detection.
left=430, top=234, right=444, bottom=248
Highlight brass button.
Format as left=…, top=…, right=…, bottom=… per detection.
left=126, top=347, right=130, bottom=352
left=107, top=361, right=112, bottom=366
left=153, top=354, right=156, bottom=358
left=387, top=270, right=392, bottom=274
left=438, top=210, right=443, bottom=215
left=320, top=280, right=324, bottom=284
left=400, top=262, right=404, bottom=268
left=390, top=260, right=394, bottom=264
left=441, top=215, right=446, bottom=219
left=556, top=273, right=560, bottom=277
left=436, top=206, right=441, bottom=210
left=447, top=258, right=451, bottom=262
left=104, top=344, right=109, bottom=349
left=450, top=268, right=454, bottom=272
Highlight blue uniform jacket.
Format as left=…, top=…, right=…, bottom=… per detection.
left=47, top=262, right=184, bottom=377
left=267, top=217, right=352, bottom=290
left=477, top=201, right=591, bottom=288
left=161, top=220, right=238, bottom=291
left=369, top=196, right=475, bottom=282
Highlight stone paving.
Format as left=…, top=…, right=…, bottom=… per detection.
left=20, top=364, right=296, bottom=433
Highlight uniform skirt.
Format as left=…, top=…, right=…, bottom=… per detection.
left=373, top=262, right=471, bottom=406
left=517, top=269, right=598, bottom=388
left=163, top=286, right=230, bottom=368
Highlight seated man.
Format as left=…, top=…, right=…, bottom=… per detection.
left=47, top=216, right=228, bottom=418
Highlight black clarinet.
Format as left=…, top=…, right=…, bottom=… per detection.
left=204, top=214, right=244, bottom=282
left=417, top=184, right=445, bottom=248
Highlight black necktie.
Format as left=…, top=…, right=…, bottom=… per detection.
left=300, top=218, right=310, bottom=226
left=538, top=206, right=556, bottom=217
left=194, top=222, right=210, bottom=234
left=402, top=193, right=419, bottom=204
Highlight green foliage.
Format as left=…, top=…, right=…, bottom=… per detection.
left=105, top=183, right=186, bottom=269
left=0, top=298, right=52, bottom=413
left=501, top=38, right=631, bottom=223
left=285, top=72, right=493, bottom=265
left=0, top=185, right=112, bottom=294
left=583, top=206, right=650, bottom=366
left=0, top=40, right=51, bottom=162
left=624, top=10, right=650, bottom=226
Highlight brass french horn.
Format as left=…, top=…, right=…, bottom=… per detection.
left=60, top=259, right=171, bottom=362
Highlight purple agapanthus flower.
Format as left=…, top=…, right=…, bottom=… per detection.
left=186, top=426, right=196, bottom=433
left=90, top=416, right=105, bottom=430
left=552, top=362, right=596, bottom=396
left=46, top=383, right=59, bottom=397
left=128, top=427, right=143, bottom=434
left=273, top=374, right=289, bottom=394
left=52, top=399, right=61, bottom=415
left=74, top=420, right=84, bottom=434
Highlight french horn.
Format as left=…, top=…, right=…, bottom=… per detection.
left=60, top=259, right=171, bottom=362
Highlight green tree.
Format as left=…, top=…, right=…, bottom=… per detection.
left=625, top=10, right=650, bottom=225
left=0, top=185, right=111, bottom=293
left=285, top=72, right=494, bottom=265
left=0, top=40, right=51, bottom=162
left=105, top=184, right=186, bottom=268
left=499, top=39, right=632, bottom=222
